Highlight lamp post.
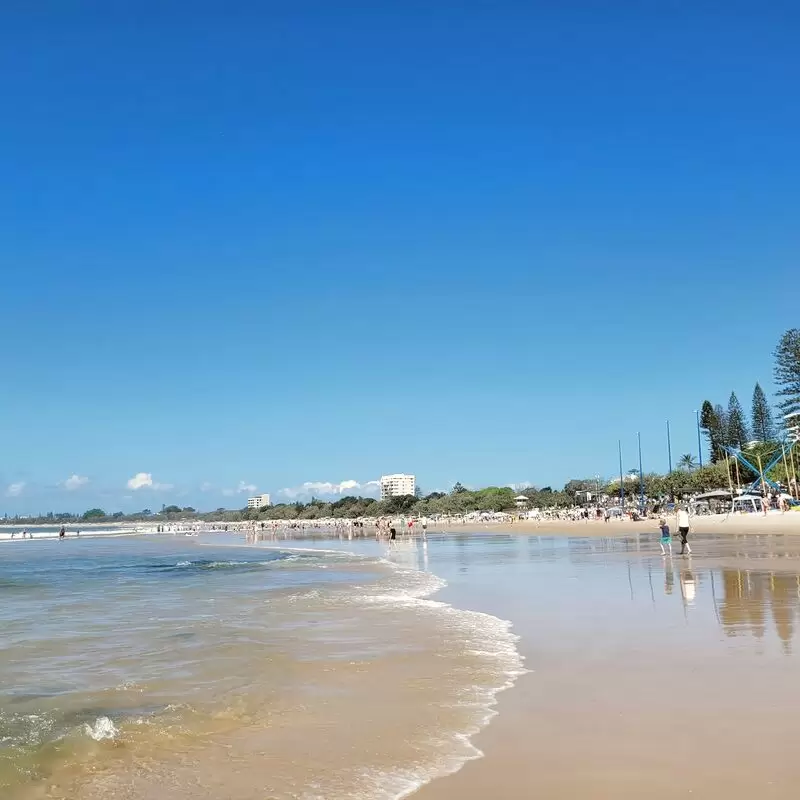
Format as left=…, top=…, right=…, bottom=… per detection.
left=695, top=410, right=703, bottom=468
left=618, top=440, right=624, bottom=511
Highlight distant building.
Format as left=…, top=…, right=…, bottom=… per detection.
left=247, top=494, right=271, bottom=509
left=379, top=474, right=416, bottom=499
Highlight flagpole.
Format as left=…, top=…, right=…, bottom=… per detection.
left=695, top=410, right=703, bottom=468
left=638, top=432, right=645, bottom=515
left=666, top=419, right=673, bottom=473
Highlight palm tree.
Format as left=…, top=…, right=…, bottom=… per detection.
left=678, top=453, right=697, bottom=471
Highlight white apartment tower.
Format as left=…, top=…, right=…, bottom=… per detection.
left=379, top=474, right=416, bottom=499
left=247, top=494, right=271, bottom=509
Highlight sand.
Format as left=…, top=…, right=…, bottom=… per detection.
left=444, top=510, right=800, bottom=538
left=414, top=527, right=800, bottom=799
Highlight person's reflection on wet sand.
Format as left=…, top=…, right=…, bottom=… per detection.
left=680, top=563, right=696, bottom=607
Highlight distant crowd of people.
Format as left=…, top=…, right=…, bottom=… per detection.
left=9, top=525, right=78, bottom=540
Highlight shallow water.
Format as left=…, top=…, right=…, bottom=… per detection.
left=0, top=534, right=523, bottom=799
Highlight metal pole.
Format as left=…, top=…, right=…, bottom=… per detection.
left=666, top=419, right=673, bottom=473
left=618, top=440, right=624, bottom=511
left=638, top=431, right=645, bottom=514
left=695, top=410, right=703, bottom=468
left=781, top=443, right=791, bottom=492
left=786, top=415, right=799, bottom=497
left=724, top=452, right=734, bottom=495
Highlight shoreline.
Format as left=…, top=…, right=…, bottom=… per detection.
left=0, top=533, right=526, bottom=800
left=6, top=511, right=797, bottom=542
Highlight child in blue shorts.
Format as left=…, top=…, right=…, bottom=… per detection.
left=658, top=519, right=672, bottom=556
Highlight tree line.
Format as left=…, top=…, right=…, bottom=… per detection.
left=696, top=327, right=800, bottom=463
left=699, top=383, right=774, bottom=463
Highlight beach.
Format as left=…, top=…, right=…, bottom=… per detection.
left=414, top=529, right=800, bottom=799
left=4, top=523, right=800, bottom=798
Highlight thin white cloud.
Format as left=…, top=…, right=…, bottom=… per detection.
left=222, top=480, right=257, bottom=497
left=200, top=481, right=214, bottom=493
left=278, top=479, right=378, bottom=501
left=6, top=482, right=26, bottom=497
left=126, top=472, right=173, bottom=491
left=62, top=474, right=90, bottom=491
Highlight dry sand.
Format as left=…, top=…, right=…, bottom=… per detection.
left=447, top=511, right=800, bottom=538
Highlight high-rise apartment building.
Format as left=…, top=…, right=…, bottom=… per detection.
left=379, top=474, right=416, bottom=499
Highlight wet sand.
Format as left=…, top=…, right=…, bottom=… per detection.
left=415, top=531, right=800, bottom=799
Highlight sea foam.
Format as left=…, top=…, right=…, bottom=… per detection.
left=84, top=716, right=118, bottom=741
left=323, top=554, right=527, bottom=800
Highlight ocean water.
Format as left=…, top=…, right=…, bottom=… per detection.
left=0, top=526, right=130, bottom=540
left=0, top=534, right=524, bottom=800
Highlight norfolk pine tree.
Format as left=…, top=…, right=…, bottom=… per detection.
left=751, top=382, right=776, bottom=442
left=714, top=404, right=729, bottom=447
left=700, top=400, right=726, bottom=462
left=774, top=329, right=800, bottom=419
left=727, top=391, right=749, bottom=448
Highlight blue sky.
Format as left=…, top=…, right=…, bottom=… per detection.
left=2, top=2, right=798, bottom=514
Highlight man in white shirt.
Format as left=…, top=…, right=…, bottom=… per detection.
left=676, top=506, right=692, bottom=555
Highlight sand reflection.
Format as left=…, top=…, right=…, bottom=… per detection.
left=719, top=569, right=800, bottom=651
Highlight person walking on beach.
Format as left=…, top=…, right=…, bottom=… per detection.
left=676, top=506, right=691, bottom=554
left=658, top=519, right=672, bottom=556
left=59, top=526, right=66, bottom=540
